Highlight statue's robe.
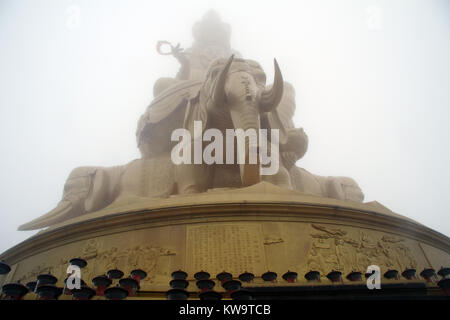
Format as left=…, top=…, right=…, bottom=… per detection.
left=136, top=79, right=206, bottom=158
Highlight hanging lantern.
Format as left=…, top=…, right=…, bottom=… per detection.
left=196, top=279, right=215, bottom=292
left=107, top=269, right=124, bottom=280
left=199, top=290, right=222, bottom=300
left=166, top=288, right=189, bottom=300
left=238, top=272, right=255, bottom=283
left=0, top=261, right=11, bottom=275
left=222, top=279, right=242, bottom=299
left=35, top=273, right=58, bottom=293
left=169, top=279, right=189, bottom=289
left=72, top=285, right=96, bottom=300
left=282, top=271, right=298, bottom=283
left=36, top=285, right=62, bottom=300
left=2, top=282, right=29, bottom=300
left=346, top=271, right=362, bottom=282
left=171, top=270, right=188, bottom=280
left=222, top=279, right=242, bottom=292
left=104, top=285, right=128, bottom=300
left=261, top=271, right=277, bottom=282
left=326, top=271, right=342, bottom=283
left=231, top=289, right=252, bottom=300
left=384, top=270, right=399, bottom=280
left=194, top=271, right=211, bottom=281
left=305, top=271, right=321, bottom=282
left=216, top=271, right=232, bottom=285
left=437, top=278, right=450, bottom=296
left=437, top=267, right=450, bottom=279
left=92, top=275, right=112, bottom=296
left=119, top=277, right=139, bottom=297
left=69, top=258, right=87, bottom=269
left=420, top=268, right=436, bottom=282
left=401, top=268, right=417, bottom=280
left=131, top=269, right=147, bottom=284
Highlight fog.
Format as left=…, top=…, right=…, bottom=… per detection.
left=0, top=0, right=449, bottom=253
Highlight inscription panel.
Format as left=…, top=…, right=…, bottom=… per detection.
left=186, top=224, right=267, bottom=276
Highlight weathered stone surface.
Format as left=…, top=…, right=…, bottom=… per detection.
left=3, top=13, right=447, bottom=299
left=19, top=11, right=364, bottom=231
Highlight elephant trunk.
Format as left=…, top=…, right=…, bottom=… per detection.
left=207, top=56, right=285, bottom=187
left=225, top=66, right=262, bottom=186
left=229, top=108, right=261, bottom=186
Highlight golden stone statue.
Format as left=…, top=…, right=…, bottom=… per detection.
left=1, top=11, right=449, bottom=299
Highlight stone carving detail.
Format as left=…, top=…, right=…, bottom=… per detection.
left=18, top=11, right=364, bottom=231
left=98, top=245, right=176, bottom=284
left=305, top=224, right=417, bottom=275
left=17, top=239, right=176, bottom=285
left=82, top=239, right=99, bottom=260
left=186, top=224, right=267, bottom=275
left=264, top=237, right=284, bottom=245
left=18, top=262, right=57, bottom=285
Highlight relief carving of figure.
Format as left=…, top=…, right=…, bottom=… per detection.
left=305, top=224, right=418, bottom=275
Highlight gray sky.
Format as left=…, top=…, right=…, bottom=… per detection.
left=1, top=0, right=449, bottom=254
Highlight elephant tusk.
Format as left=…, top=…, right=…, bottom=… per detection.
left=211, top=54, right=234, bottom=108
left=259, top=58, right=284, bottom=113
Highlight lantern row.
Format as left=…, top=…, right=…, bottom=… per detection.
left=1, top=260, right=450, bottom=300
left=166, top=267, right=450, bottom=300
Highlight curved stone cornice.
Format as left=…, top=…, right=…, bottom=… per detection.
left=2, top=183, right=449, bottom=265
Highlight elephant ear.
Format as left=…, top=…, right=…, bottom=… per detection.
left=136, top=79, right=203, bottom=157
left=261, top=81, right=296, bottom=145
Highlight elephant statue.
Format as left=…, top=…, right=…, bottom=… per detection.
left=290, top=166, right=364, bottom=203
left=137, top=55, right=307, bottom=194
left=19, top=165, right=124, bottom=230
left=19, top=55, right=363, bottom=231
left=18, top=157, right=177, bottom=230
left=175, top=55, right=296, bottom=193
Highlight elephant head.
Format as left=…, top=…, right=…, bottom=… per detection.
left=18, top=166, right=123, bottom=230
left=200, top=55, right=284, bottom=186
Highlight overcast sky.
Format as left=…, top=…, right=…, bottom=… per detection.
left=0, top=0, right=449, bottom=253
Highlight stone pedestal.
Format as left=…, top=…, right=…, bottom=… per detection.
left=1, top=182, right=449, bottom=296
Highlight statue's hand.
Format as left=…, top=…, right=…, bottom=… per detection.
left=172, top=43, right=184, bottom=55
left=156, top=41, right=186, bottom=60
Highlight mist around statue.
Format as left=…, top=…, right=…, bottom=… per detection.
left=0, top=2, right=449, bottom=304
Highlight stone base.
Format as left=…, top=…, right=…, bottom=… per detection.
left=1, top=182, right=449, bottom=295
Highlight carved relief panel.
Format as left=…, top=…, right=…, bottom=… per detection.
left=304, top=223, right=420, bottom=276
left=15, top=235, right=176, bottom=289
